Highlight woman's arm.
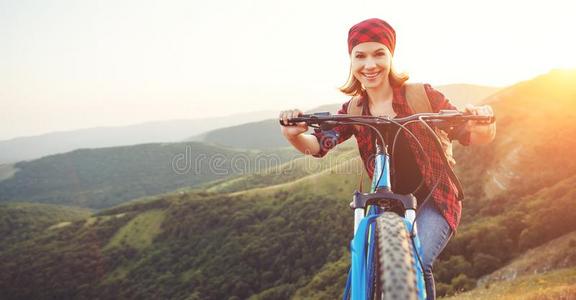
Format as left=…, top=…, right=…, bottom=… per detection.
left=425, top=84, right=496, bottom=145
left=280, top=108, right=321, bottom=155
left=285, top=133, right=322, bottom=156
left=279, top=100, right=355, bottom=157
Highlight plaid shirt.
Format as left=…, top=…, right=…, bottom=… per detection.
left=312, top=84, right=471, bottom=231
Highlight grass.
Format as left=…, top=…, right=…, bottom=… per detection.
left=442, top=267, right=576, bottom=300
left=103, top=209, right=166, bottom=251
left=47, top=221, right=72, bottom=230
left=230, top=153, right=370, bottom=200
left=206, top=145, right=359, bottom=194
left=292, top=252, right=350, bottom=300
left=104, top=258, right=145, bottom=283
left=485, top=230, right=576, bottom=283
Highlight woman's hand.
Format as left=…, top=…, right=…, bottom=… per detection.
left=464, top=104, right=493, bottom=120
left=464, top=104, right=496, bottom=144
left=279, top=109, right=308, bottom=140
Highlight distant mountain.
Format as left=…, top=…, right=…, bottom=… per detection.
left=434, top=83, right=501, bottom=107
left=189, top=84, right=500, bottom=149
left=188, top=118, right=289, bottom=149
left=0, top=141, right=298, bottom=209
left=0, top=110, right=277, bottom=164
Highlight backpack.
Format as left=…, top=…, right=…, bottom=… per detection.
left=346, top=83, right=464, bottom=199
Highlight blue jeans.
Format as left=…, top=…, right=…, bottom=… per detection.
left=416, top=199, right=453, bottom=300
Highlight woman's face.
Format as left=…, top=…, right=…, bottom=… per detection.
left=350, top=42, right=392, bottom=90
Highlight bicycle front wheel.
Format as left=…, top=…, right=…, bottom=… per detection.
left=375, top=212, right=418, bottom=300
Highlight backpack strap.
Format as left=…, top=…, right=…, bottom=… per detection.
left=405, top=83, right=433, bottom=113
left=345, top=96, right=367, bottom=192
left=347, top=96, right=363, bottom=116
left=403, top=83, right=465, bottom=200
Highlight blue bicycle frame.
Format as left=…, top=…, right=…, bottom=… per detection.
left=343, top=143, right=427, bottom=300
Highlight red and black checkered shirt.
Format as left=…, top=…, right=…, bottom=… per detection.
left=312, top=84, right=471, bottom=231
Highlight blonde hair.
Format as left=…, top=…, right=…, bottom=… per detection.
left=339, top=63, right=409, bottom=96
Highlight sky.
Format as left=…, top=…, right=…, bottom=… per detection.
left=1, top=0, right=575, bottom=140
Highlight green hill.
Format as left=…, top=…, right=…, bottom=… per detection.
left=191, top=118, right=289, bottom=150
left=433, top=69, right=576, bottom=296
left=480, top=230, right=576, bottom=286
left=0, top=155, right=364, bottom=299
left=203, top=139, right=359, bottom=194
left=0, top=142, right=298, bottom=209
left=443, top=267, right=576, bottom=300
left=434, top=174, right=576, bottom=296
left=445, top=230, right=576, bottom=299
left=0, top=203, right=91, bottom=251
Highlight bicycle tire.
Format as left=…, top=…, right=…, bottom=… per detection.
left=375, top=212, right=418, bottom=300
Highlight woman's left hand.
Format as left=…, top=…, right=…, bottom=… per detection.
left=464, top=104, right=496, bottom=144
left=464, top=104, right=494, bottom=120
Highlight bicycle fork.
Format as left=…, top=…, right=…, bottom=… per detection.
left=353, top=144, right=391, bottom=234
left=348, top=148, right=426, bottom=300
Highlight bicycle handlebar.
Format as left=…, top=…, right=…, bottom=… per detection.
left=279, top=110, right=495, bottom=127
left=279, top=109, right=495, bottom=202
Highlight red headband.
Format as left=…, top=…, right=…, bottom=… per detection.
left=347, top=18, right=396, bottom=55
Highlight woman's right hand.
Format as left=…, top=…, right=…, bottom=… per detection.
left=279, top=109, right=308, bottom=139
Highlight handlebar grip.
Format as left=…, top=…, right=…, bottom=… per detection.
left=279, top=117, right=307, bottom=126
left=465, top=115, right=496, bottom=123
left=279, top=112, right=331, bottom=126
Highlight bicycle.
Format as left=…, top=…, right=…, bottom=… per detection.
left=280, top=110, right=494, bottom=300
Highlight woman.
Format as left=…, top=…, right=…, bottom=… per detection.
left=279, top=18, right=495, bottom=299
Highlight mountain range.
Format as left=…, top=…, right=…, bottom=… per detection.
left=0, top=142, right=298, bottom=209
left=0, top=110, right=277, bottom=164
left=1, top=71, right=575, bottom=299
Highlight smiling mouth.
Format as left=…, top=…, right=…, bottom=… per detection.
left=362, top=71, right=381, bottom=79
